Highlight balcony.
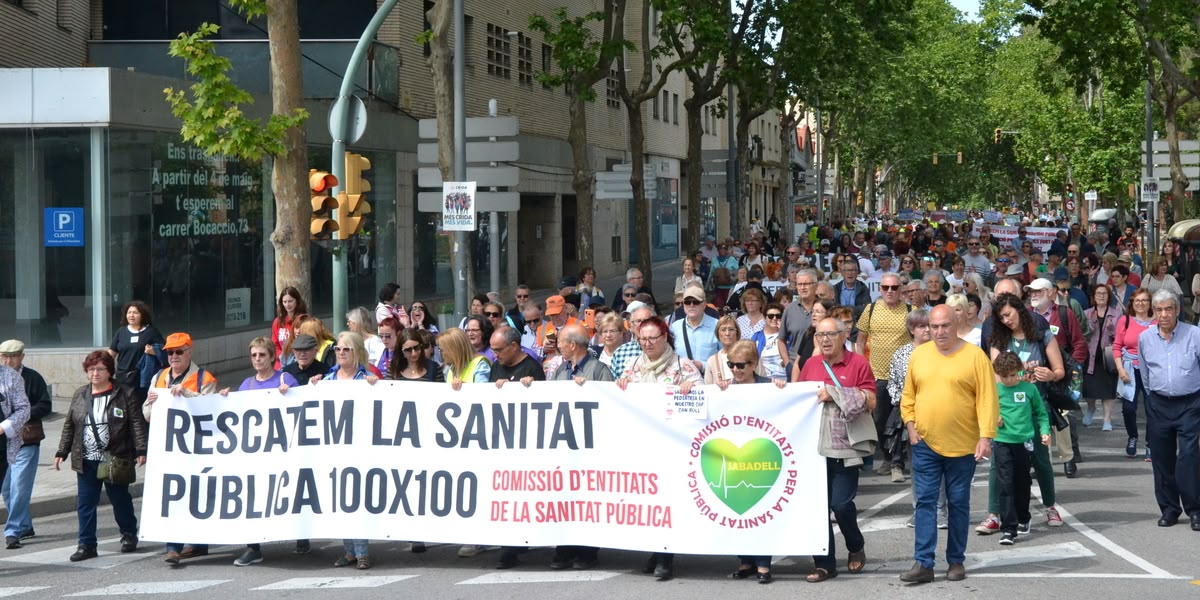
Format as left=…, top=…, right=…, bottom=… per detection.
left=88, top=39, right=399, bottom=106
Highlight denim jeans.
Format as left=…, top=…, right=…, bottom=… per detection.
left=814, top=457, right=864, bottom=572
left=343, top=539, right=369, bottom=558
left=737, top=554, right=771, bottom=569
left=2, top=444, right=40, bottom=538
left=911, top=441, right=975, bottom=568
left=76, top=459, right=137, bottom=546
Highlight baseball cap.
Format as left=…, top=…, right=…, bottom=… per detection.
left=819, top=239, right=830, bottom=246
left=1024, top=278, right=1055, bottom=292
left=558, top=276, right=579, bottom=289
left=291, top=334, right=318, bottom=350
left=879, top=250, right=894, bottom=258
left=682, top=287, right=705, bottom=302
left=163, top=332, right=193, bottom=351
left=545, top=295, right=566, bottom=316
left=0, top=339, right=24, bottom=354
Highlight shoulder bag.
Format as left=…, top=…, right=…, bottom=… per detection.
left=87, top=397, right=136, bottom=485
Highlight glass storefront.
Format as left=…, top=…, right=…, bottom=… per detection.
left=0, top=126, right=401, bottom=349
left=0, top=129, right=95, bottom=346
left=411, top=199, right=509, bottom=311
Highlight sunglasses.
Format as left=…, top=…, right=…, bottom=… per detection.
left=766, top=313, right=782, bottom=319
left=880, top=284, right=900, bottom=291
left=166, top=349, right=188, bottom=356
left=484, top=311, right=502, bottom=318
left=726, top=361, right=750, bottom=370
left=401, top=345, right=423, bottom=354
left=515, top=294, right=529, bottom=299
left=683, top=298, right=703, bottom=305
left=623, top=293, right=635, bottom=298
left=333, top=347, right=353, bottom=353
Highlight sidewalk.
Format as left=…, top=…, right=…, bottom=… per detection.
left=1, top=259, right=684, bottom=523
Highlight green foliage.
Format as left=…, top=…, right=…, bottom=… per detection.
left=530, top=8, right=631, bottom=102
left=163, top=23, right=308, bottom=160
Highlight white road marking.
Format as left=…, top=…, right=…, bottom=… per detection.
left=966, top=541, right=1094, bottom=570
left=458, top=571, right=621, bottom=585
left=64, top=580, right=230, bottom=596
left=1046, top=498, right=1179, bottom=578
left=858, top=515, right=911, bottom=533
left=252, top=576, right=419, bottom=590
left=0, top=588, right=50, bottom=597
left=0, top=538, right=151, bottom=569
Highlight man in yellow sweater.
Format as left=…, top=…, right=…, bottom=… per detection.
left=899, top=305, right=999, bottom=584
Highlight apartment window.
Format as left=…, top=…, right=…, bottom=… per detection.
left=540, top=44, right=553, bottom=90
left=653, top=93, right=660, bottom=119
left=662, top=91, right=669, bottom=122
left=486, top=23, right=512, bottom=79
left=516, top=33, right=533, bottom=87
left=605, top=68, right=621, bottom=109
left=672, top=93, right=679, bottom=125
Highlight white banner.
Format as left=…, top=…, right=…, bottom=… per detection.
left=987, top=225, right=1060, bottom=252
left=141, top=381, right=829, bottom=556
left=441, top=181, right=476, bottom=231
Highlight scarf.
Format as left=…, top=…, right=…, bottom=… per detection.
left=632, top=348, right=678, bottom=382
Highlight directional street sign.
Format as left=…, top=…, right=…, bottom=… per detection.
left=417, top=141, right=519, bottom=164
left=418, top=166, right=519, bottom=188
left=418, top=191, right=520, bottom=212
left=418, top=116, right=519, bottom=139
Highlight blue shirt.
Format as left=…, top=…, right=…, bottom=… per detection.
left=670, top=314, right=720, bottom=364
left=1137, top=321, right=1200, bottom=397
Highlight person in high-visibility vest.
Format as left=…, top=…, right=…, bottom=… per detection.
left=143, top=332, right=218, bottom=566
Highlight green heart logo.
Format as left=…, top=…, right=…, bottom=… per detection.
left=700, top=438, right=783, bottom=515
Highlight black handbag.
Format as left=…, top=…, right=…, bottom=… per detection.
left=86, top=399, right=136, bottom=485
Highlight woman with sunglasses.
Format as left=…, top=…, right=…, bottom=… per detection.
left=388, top=328, right=444, bottom=382
left=310, top=331, right=378, bottom=569
left=1113, top=288, right=1155, bottom=460
left=751, top=303, right=788, bottom=379
left=718, top=340, right=786, bottom=584
left=900, top=255, right=921, bottom=282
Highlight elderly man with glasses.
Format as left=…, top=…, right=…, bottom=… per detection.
left=670, top=286, right=720, bottom=372
left=856, top=273, right=914, bottom=482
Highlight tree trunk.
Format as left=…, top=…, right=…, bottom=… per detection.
left=568, top=93, right=594, bottom=270
left=426, top=0, right=474, bottom=297
left=626, top=100, right=652, bottom=290
left=682, top=95, right=711, bottom=252
left=1163, top=86, right=1188, bottom=226
left=735, top=117, right=753, bottom=238
left=265, top=0, right=310, bottom=302
left=777, top=111, right=796, bottom=243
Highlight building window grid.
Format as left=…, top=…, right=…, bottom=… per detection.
left=605, top=68, right=621, bottom=108
left=540, top=44, right=553, bottom=90
left=516, top=33, right=534, bottom=87
left=485, top=23, right=512, bottom=79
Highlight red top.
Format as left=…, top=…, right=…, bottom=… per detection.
left=1113, top=314, right=1155, bottom=366
left=271, top=315, right=295, bottom=369
left=797, top=350, right=876, bottom=393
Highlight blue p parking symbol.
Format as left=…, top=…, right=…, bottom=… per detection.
left=44, top=208, right=85, bottom=247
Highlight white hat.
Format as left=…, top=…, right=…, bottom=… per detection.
left=623, top=300, right=651, bottom=315
left=1024, top=278, right=1054, bottom=292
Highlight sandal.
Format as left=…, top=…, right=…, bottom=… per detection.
left=356, top=557, right=371, bottom=570
left=805, top=567, right=837, bottom=583
left=847, top=550, right=866, bottom=573
left=333, top=555, right=354, bottom=568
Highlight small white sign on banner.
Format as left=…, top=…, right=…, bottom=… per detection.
left=442, top=181, right=477, bottom=231
left=139, top=381, right=828, bottom=556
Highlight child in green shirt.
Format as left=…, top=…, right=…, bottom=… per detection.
left=993, top=351, right=1052, bottom=545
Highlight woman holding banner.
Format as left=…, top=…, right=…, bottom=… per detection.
left=718, top=340, right=786, bottom=584
left=389, top=328, right=444, bottom=382
left=616, top=316, right=702, bottom=581
left=311, top=332, right=378, bottom=569
left=438, top=328, right=492, bottom=388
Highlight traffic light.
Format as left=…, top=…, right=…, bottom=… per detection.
left=309, top=169, right=339, bottom=239
left=994, top=128, right=1002, bottom=144
left=1065, top=182, right=1075, bottom=198
left=338, top=152, right=372, bottom=237
left=856, top=190, right=864, bottom=205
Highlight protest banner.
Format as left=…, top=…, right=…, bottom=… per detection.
left=140, top=381, right=829, bottom=556
left=988, top=225, right=1060, bottom=252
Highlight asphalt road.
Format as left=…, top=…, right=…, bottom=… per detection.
left=1, top=428, right=1196, bottom=599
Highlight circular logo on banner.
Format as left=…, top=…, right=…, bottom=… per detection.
left=686, top=416, right=796, bottom=527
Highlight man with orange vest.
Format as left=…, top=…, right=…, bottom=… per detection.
left=143, top=332, right=218, bottom=565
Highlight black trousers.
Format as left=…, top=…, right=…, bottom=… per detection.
left=1144, top=390, right=1200, bottom=519
left=995, top=441, right=1033, bottom=534
left=872, top=380, right=894, bottom=463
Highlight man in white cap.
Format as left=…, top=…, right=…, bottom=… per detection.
left=0, top=340, right=33, bottom=550
left=670, top=286, right=719, bottom=371
left=0, top=340, right=48, bottom=549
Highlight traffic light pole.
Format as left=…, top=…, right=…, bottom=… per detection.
left=453, top=0, right=468, bottom=319
left=330, top=0, right=399, bottom=327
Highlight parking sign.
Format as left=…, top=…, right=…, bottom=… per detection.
left=44, top=208, right=85, bottom=247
